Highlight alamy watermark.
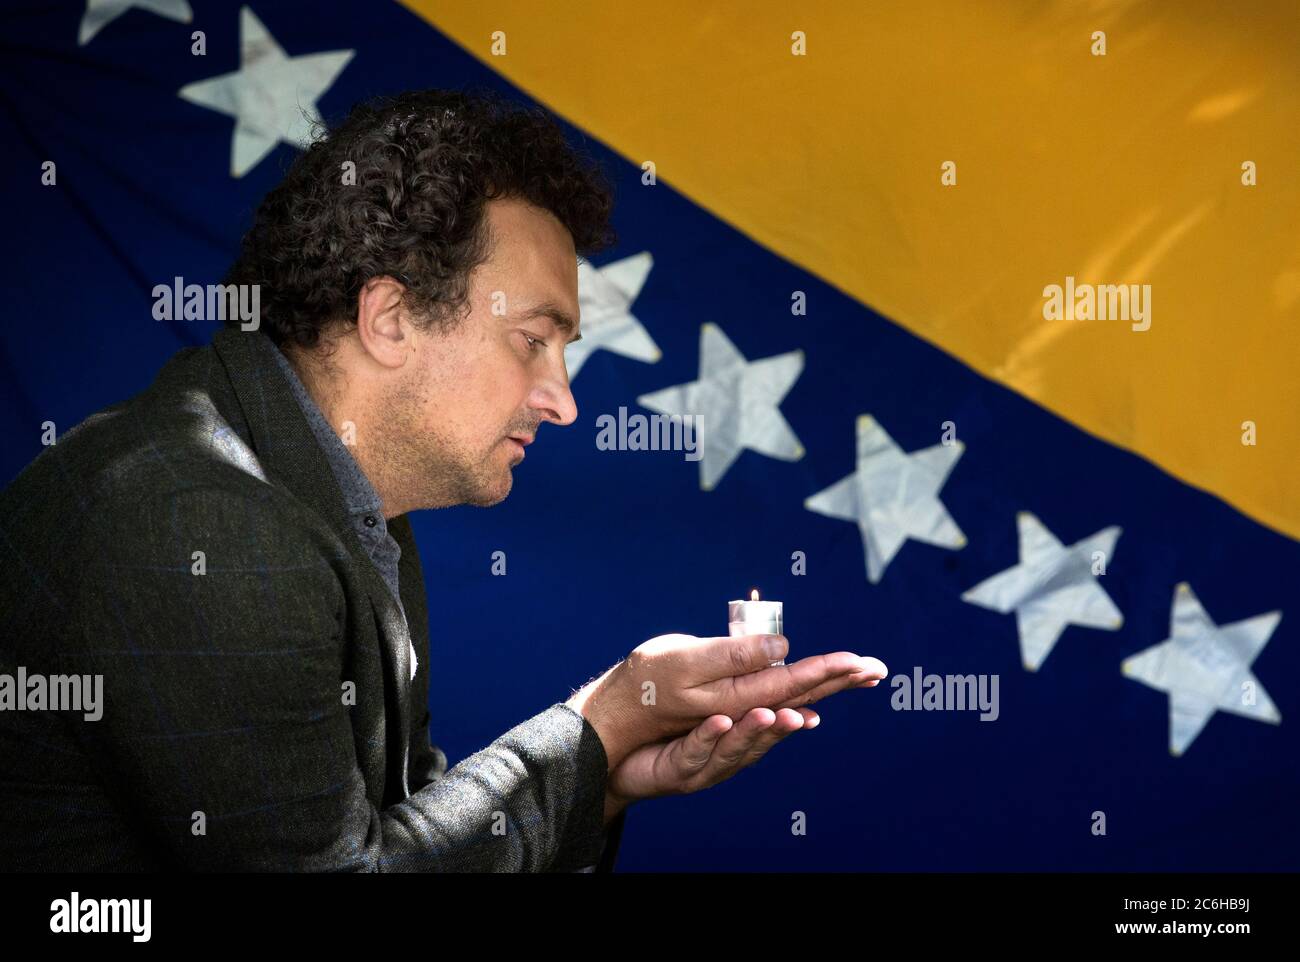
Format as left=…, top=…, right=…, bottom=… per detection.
left=890, top=666, right=999, bottom=721
left=595, top=406, right=702, bottom=461
left=152, top=276, right=260, bottom=330
left=0, top=667, right=103, bottom=721
left=50, top=892, right=150, bottom=941
left=1042, top=275, right=1150, bottom=332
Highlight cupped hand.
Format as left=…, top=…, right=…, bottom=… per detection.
left=570, top=632, right=887, bottom=771
left=605, top=705, right=822, bottom=813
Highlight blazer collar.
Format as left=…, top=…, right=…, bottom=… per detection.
left=211, top=325, right=413, bottom=796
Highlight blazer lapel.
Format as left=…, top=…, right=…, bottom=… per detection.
left=211, top=326, right=413, bottom=801
left=362, top=563, right=413, bottom=802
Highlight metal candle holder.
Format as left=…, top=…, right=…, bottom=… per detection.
left=728, top=588, right=785, bottom=666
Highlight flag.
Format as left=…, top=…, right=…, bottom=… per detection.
left=2, top=0, right=1296, bottom=870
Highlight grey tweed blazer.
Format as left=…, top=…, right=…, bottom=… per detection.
left=0, top=325, right=625, bottom=872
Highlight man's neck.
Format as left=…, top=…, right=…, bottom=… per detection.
left=280, top=345, right=403, bottom=519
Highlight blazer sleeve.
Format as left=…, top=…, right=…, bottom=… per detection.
left=409, top=688, right=626, bottom=873
left=70, top=485, right=613, bottom=872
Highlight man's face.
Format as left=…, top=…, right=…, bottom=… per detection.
left=388, top=196, right=582, bottom=509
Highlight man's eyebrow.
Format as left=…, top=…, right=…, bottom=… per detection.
left=519, top=301, right=582, bottom=344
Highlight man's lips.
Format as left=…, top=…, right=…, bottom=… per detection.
left=507, top=434, right=534, bottom=447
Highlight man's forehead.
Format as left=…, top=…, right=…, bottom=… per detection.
left=485, top=197, right=576, bottom=263
left=477, top=199, right=582, bottom=339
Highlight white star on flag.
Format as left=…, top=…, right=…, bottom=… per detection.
left=1122, top=582, right=1281, bottom=756
left=566, top=251, right=661, bottom=379
left=637, top=323, right=804, bottom=490
left=805, top=414, right=965, bottom=584
left=178, top=6, right=354, bottom=177
left=961, top=512, right=1123, bottom=671
left=80, top=0, right=192, bottom=46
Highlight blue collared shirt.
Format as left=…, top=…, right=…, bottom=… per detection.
left=270, top=344, right=417, bottom=680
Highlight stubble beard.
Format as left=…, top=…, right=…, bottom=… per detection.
left=381, top=365, right=513, bottom=511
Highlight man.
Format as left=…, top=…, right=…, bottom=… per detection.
left=0, top=89, right=886, bottom=871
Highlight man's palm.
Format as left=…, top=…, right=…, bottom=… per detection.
left=607, top=707, right=819, bottom=804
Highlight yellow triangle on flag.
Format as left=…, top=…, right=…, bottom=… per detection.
left=404, top=0, right=1300, bottom=540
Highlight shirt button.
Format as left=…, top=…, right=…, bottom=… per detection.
left=363, top=515, right=377, bottom=527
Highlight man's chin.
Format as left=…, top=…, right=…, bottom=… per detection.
left=466, top=470, right=513, bottom=507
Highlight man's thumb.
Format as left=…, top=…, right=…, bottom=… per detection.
left=724, top=632, right=788, bottom=675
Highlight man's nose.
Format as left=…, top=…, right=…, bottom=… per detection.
left=531, top=370, right=578, bottom=427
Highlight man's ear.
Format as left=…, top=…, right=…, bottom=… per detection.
left=355, top=276, right=412, bottom=369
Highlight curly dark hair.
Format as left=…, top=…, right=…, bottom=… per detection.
left=222, top=87, right=617, bottom=350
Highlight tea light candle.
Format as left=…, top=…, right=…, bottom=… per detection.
left=728, top=588, right=785, bottom=666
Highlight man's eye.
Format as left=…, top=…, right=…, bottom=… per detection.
left=523, top=333, right=547, bottom=351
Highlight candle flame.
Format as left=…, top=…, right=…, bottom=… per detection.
left=750, top=588, right=760, bottom=601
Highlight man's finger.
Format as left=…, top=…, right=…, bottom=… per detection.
left=795, top=706, right=820, bottom=728
left=738, top=707, right=805, bottom=766
left=705, top=706, right=803, bottom=775
left=702, top=652, right=888, bottom=714
left=683, top=633, right=790, bottom=683
left=772, top=662, right=889, bottom=711
left=673, top=715, right=733, bottom=774
left=705, top=707, right=778, bottom=769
